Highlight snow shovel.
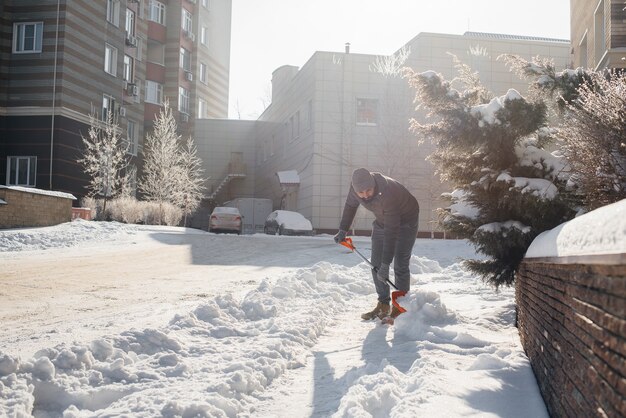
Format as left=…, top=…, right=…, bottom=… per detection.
left=339, top=237, right=407, bottom=314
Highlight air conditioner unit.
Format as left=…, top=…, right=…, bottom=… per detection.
left=188, top=0, right=197, bottom=4
left=185, top=71, right=193, bottom=81
left=119, top=107, right=127, bottom=117
left=181, top=114, right=189, bottom=123
left=125, top=33, right=137, bottom=47
left=126, top=83, right=139, bottom=96
left=183, top=30, right=195, bottom=42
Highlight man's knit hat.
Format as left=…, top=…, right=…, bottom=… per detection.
left=352, top=168, right=375, bottom=192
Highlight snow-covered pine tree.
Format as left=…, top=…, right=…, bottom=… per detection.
left=79, top=111, right=129, bottom=217
left=403, top=67, right=576, bottom=287
left=138, top=100, right=185, bottom=224
left=178, top=136, right=206, bottom=226
left=503, top=55, right=626, bottom=211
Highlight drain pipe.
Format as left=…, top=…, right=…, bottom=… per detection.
left=49, top=0, right=61, bottom=189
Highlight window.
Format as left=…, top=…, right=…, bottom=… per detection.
left=133, top=80, right=142, bottom=104
left=199, top=62, right=207, bottom=84
left=12, top=22, right=43, bottom=53
left=198, top=98, right=207, bottom=118
left=182, top=9, right=193, bottom=33
left=579, top=33, right=588, bottom=68
left=200, top=26, right=208, bottom=46
left=107, top=0, right=120, bottom=26
left=148, top=0, right=166, bottom=25
left=356, top=98, right=378, bottom=125
left=127, top=120, right=137, bottom=155
left=306, top=99, right=313, bottom=130
left=125, top=8, right=135, bottom=36
left=594, top=0, right=605, bottom=65
left=7, top=156, right=37, bottom=187
left=135, top=35, right=143, bottom=60
left=147, top=40, right=165, bottom=64
left=145, top=80, right=163, bottom=104
left=102, top=95, right=116, bottom=121
left=179, top=87, right=190, bottom=114
left=123, top=55, right=133, bottom=82
left=180, top=47, right=191, bottom=71
left=104, top=43, right=118, bottom=76
left=202, top=0, right=209, bottom=8
left=295, top=111, right=300, bottom=138
left=271, top=135, right=277, bottom=157
left=289, top=116, right=294, bottom=141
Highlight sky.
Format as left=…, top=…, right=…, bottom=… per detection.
left=1, top=199, right=622, bottom=416
left=228, top=0, right=571, bottom=119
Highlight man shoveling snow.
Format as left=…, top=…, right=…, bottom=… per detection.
left=334, top=168, right=420, bottom=324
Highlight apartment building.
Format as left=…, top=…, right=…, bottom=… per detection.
left=195, top=31, right=571, bottom=235
left=571, top=0, right=626, bottom=69
left=0, top=0, right=231, bottom=199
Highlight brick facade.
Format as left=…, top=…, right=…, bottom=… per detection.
left=0, top=187, right=75, bottom=229
left=516, top=257, right=626, bottom=417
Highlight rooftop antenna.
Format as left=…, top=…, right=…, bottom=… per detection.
left=345, top=42, right=350, bottom=54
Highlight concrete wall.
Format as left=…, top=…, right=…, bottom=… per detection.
left=0, top=187, right=75, bottom=228
left=516, top=256, right=626, bottom=418
left=190, top=119, right=259, bottom=230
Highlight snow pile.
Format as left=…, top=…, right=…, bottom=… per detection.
left=0, top=262, right=374, bottom=416
left=330, top=262, right=544, bottom=417
left=0, top=185, right=76, bottom=200
left=0, top=219, right=138, bottom=252
left=526, top=198, right=626, bottom=257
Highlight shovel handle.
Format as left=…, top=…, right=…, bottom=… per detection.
left=340, top=238, right=373, bottom=268
left=341, top=238, right=398, bottom=289
left=339, top=237, right=405, bottom=311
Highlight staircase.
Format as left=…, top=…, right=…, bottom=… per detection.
left=208, top=162, right=246, bottom=201
left=208, top=173, right=246, bottom=200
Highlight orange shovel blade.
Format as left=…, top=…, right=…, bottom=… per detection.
left=340, top=237, right=355, bottom=251
left=340, top=237, right=407, bottom=313
left=391, top=290, right=407, bottom=313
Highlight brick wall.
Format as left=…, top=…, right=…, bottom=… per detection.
left=0, top=187, right=75, bottom=228
left=516, top=257, right=626, bottom=418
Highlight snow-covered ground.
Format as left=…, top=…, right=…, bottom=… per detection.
left=0, top=220, right=547, bottom=417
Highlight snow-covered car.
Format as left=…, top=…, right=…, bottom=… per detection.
left=209, top=207, right=242, bottom=234
left=263, top=210, right=313, bottom=236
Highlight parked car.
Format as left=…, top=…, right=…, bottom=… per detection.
left=209, top=207, right=242, bottom=234
left=264, top=210, right=313, bottom=236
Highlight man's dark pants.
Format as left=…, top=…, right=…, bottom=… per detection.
left=370, top=219, right=418, bottom=304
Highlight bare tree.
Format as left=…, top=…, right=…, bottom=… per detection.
left=139, top=100, right=184, bottom=224
left=370, top=46, right=423, bottom=185
left=369, top=45, right=410, bottom=77
left=119, top=165, right=137, bottom=198
left=79, top=111, right=128, bottom=216
left=178, top=136, right=206, bottom=226
left=558, top=71, right=626, bottom=209
left=503, top=55, right=625, bottom=210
